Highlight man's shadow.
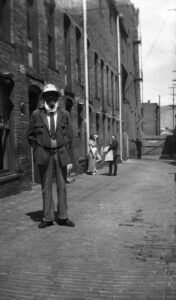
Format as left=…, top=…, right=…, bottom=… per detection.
left=26, top=211, right=43, bottom=222
left=100, top=172, right=109, bottom=176
left=26, top=211, right=58, bottom=222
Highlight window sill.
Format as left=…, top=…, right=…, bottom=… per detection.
left=48, top=66, right=60, bottom=74
left=0, top=173, right=20, bottom=184
left=79, top=157, right=86, bottom=162
left=0, top=39, right=16, bottom=49
left=77, top=80, right=84, bottom=89
left=0, top=123, right=10, bottom=129
left=26, top=68, right=44, bottom=83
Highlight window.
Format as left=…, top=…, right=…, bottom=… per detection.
left=101, top=59, right=104, bottom=109
left=0, top=0, right=10, bottom=42
left=94, top=52, right=98, bottom=98
left=109, top=5, right=115, bottom=34
left=77, top=104, right=83, bottom=138
left=108, top=117, right=111, bottom=136
left=122, top=65, right=128, bottom=102
left=99, top=0, right=103, bottom=17
left=115, top=75, right=119, bottom=110
left=96, top=113, right=99, bottom=135
left=27, top=0, right=38, bottom=69
left=47, top=4, right=55, bottom=69
left=111, top=71, right=114, bottom=109
left=75, top=28, right=81, bottom=83
left=87, top=39, right=91, bottom=102
left=64, top=15, right=71, bottom=90
left=99, top=0, right=102, bottom=12
left=0, top=76, right=14, bottom=172
left=106, top=66, right=109, bottom=105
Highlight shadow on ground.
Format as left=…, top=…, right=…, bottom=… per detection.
left=26, top=211, right=43, bottom=222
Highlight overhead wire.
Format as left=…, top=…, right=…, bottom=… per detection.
left=143, top=20, right=166, bottom=64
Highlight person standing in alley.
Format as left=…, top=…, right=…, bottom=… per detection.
left=87, top=134, right=97, bottom=175
left=107, top=135, right=119, bottom=176
left=131, top=138, right=142, bottom=159
left=27, top=83, right=75, bottom=228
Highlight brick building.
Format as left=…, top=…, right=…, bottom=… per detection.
left=0, top=0, right=142, bottom=198
left=142, top=101, right=160, bottom=136
left=117, top=1, right=142, bottom=158
left=160, top=105, right=176, bottom=132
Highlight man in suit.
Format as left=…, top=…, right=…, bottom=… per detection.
left=108, top=135, right=119, bottom=176
left=27, top=83, right=75, bottom=228
left=131, top=138, right=142, bottom=159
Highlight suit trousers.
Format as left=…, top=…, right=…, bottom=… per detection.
left=38, top=152, right=67, bottom=222
left=109, top=156, right=118, bottom=176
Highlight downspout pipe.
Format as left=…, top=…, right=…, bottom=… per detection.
left=117, top=14, right=123, bottom=161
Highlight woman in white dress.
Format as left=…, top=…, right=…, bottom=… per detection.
left=87, top=135, right=97, bottom=175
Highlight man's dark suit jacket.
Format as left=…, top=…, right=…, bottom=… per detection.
left=27, top=107, right=73, bottom=166
left=108, top=139, right=119, bottom=160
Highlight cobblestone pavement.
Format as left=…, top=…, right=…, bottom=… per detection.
left=0, top=157, right=176, bottom=300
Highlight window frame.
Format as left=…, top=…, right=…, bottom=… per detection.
left=0, top=76, right=14, bottom=174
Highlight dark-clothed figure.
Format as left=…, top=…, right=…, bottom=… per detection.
left=27, top=84, right=75, bottom=228
left=108, top=135, right=119, bottom=176
left=132, top=138, right=142, bottom=159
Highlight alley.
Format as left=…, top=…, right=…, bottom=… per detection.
left=0, top=157, right=176, bottom=300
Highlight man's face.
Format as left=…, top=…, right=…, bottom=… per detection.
left=43, top=92, right=58, bottom=109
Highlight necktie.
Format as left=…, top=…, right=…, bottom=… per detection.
left=50, top=112, right=56, bottom=139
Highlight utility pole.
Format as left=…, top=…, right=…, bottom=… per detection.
left=158, top=95, right=161, bottom=135
left=83, top=0, right=89, bottom=155
left=169, top=86, right=176, bottom=130
left=168, top=8, right=176, bottom=130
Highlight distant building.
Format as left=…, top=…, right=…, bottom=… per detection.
left=160, top=105, right=176, bottom=132
left=142, top=101, right=160, bottom=135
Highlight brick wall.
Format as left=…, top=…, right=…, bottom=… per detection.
left=0, top=0, right=141, bottom=198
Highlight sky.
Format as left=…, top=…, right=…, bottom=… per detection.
left=130, top=0, right=176, bottom=106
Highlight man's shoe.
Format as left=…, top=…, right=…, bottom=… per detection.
left=57, top=218, right=75, bottom=227
left=38, top=221, right=54, bottom=229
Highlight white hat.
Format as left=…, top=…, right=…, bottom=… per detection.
left=42, top=84, right=60, bottom=95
